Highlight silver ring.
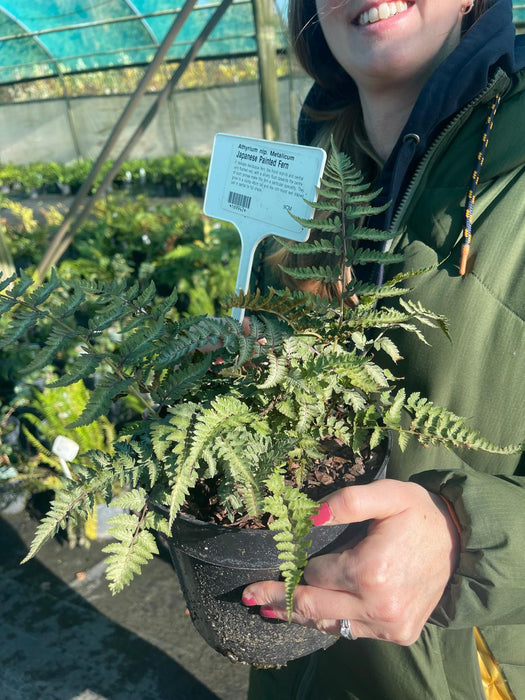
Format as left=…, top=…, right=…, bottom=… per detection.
left=339, top=619, right=357, bottom=640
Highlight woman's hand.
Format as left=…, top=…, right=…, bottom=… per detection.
left=242, top=479, right=460, bottom=645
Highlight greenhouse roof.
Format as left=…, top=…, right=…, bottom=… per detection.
left=0, top=1, right=523, bottom=88
left=0, top=0, right=285, bottom=86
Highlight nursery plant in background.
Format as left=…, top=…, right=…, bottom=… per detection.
left=0, top=152, right=210, bottom=198
left=1, top=192, right=240, bottom=317
left=0, top=146, right=520, bottom=666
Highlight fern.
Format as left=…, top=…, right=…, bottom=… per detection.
left=264, top=468, right=318, bottom=620
left=1, top=140, right=520, bottom=605
left=68, top=375, right=134, bottom=427
left=20, top=474, right=107, bottom=563
left=103, top=508, right=159, bottom=593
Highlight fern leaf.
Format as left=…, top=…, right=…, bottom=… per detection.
left=24, top=327, right=77, bottom=374
left=134, top=280, right=157, bottom=310
left=151, top=354, right=212, bottom=403
left=25, top=269, right=61, bottom=307
left=384, top=389, right=406, bottom=429
left=257, top=351, right=288, bottom=389
left=47, top=352, right=105, bottom=388
left=347, top=248, right=405, bottom=267
left=0, top=271, right=17, bottom=293
left=103, top=514, right=158, bottom=593
left=56, top=285, right=85, bottom=319
left=0, top=308, right=46, bottom=348
left=110, top=487, right=147, bottom=511
left=21, top=482, right=97, bottom=563
left=275, top=236, right=341, bottom=256
left=214, top=429, right=264, bottom=516
left=374, top=336, right=402, bottom=362
left=279, top=264, right=341, bottom=283
left=6, top=269, right=35, bottom=298
left=346, top=224, right=394, bottom=242
left=264, top=469, right=318, bottom=620
left=68, top=375, right=134, bottom=427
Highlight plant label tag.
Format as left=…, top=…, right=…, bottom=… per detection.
left=203, top=133, right=326, bottom=321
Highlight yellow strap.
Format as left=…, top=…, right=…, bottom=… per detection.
left=475, top=627, right=515, bottom=700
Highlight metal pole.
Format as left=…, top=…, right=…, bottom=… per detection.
left=37, top=0, right=234, bottom=278
left=252, top=0, right=279, bottom=141
left=37, top=0, right=198, bottom=280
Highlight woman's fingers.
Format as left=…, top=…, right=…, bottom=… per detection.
left=243, top=580, right=365, bottom=636
left=315, top=478, right=420, bottom=526
left=243, top=480, right=460, bottom=646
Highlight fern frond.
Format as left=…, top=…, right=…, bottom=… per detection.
left=56, top=285, right=85, bottom=319
left=257, top=351, right=288, bottom=389
left=0, top=308, right=47, bottom=348
left=133, top=280, right=157, bottom=310
left=279, top=264, right=341, bottom=283
left=236, top=287, right=331, bottom=332
left=373, top=336, right=402, bottom=362
left=288, top=212, right=343, bottom=233
left=345, top=224, right=393, bottom=242
left=347, top=248, right=405, bottom=267
left=110, top=486, right=147, bottom=511
left=6, top=269, right=35, bottom=298
left=384, top=389, right=406, bottom=429
left=0, top=271, right=17, bottom=292
left=26, top=269, right=61, bottom=306
left=47, top=352, right=105, bottom=388
left=214, top=428, right=265, bottom=516
left=118, top=317, right=167, bottom=367
left=398, top=298, right=450, bottom=340
left=275, top=236, right=342, bottom=256
left=264, top=468, right=318, bottom=619
left=68, top=375, right=134, bottom=427
left=405, top=393, right=522, bottom=454
left=24, top=326, right=78, bottom=374
left=154, top=316, right=235, bottom=369
left=103, top=510, right=158, bottom=593
left=21, top=480, right=99, bottom=563
left=152, top=354, right=212, bottom=403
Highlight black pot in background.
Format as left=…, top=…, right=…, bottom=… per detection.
left=161, top=436, right=390, bottom=667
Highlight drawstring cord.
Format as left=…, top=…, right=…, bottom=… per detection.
left=459, top=94, right=502, bottom=276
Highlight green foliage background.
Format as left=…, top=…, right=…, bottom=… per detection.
left=0, top=181, right=240, bottom=507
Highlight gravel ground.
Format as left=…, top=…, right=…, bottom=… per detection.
left=0, top=507, right=250, bottom=700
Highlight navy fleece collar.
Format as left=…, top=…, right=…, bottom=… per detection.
left=394, top=0, right=520, bottom=162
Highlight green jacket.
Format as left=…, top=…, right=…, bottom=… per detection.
left=249, top=64, right=525, bottom=700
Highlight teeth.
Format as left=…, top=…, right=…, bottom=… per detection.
left=357, top=1, right=408, bottom=26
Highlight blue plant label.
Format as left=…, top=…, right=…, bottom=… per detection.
left=203, top=134, right=326, bottom=321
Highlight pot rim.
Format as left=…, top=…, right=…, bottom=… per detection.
left=152, top=431, right=392, bottom=568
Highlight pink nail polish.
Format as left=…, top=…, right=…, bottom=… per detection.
left=260, top=606, right=277, bottom=619
left=242, top=595, right=258, bottom=606
left=310, top=501, right=331, bottom=526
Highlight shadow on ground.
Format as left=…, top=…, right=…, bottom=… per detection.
left=0, top=510, right=250, bottom=700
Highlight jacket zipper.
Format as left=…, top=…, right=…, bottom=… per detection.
left=387, top=69, right=510, bottom=244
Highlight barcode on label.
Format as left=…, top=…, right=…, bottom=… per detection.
left=228, top=190, right=252, bottom=209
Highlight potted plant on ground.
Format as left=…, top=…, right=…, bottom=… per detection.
left=0, top=146, right=519, bottom=666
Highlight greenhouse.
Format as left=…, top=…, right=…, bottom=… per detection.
left=1, top=2, right=525, bottom=699
left=0, top=0, right=309, bottom=164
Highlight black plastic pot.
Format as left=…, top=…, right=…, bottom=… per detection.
left=161, top=437, right=390, bottom=667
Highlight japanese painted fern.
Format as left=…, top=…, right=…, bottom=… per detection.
left=1, top=144, right=521, bottom=618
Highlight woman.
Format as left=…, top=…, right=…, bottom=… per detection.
left=243, top=0, right=525, bottom=697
